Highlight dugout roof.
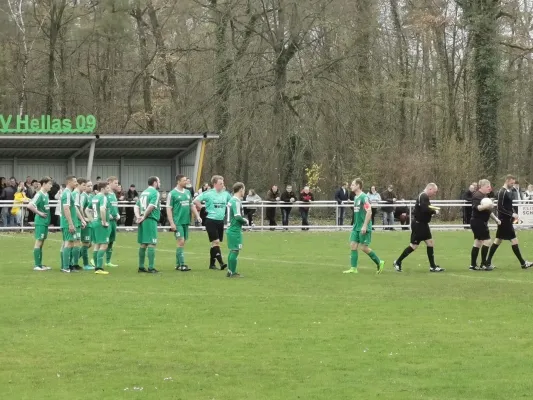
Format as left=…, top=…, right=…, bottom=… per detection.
left=0, top=132, right=219, bottom=159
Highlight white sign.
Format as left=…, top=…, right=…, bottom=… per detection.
left=518, top=204, right=533, bottom=225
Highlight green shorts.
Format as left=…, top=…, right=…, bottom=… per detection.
left=34, top=225, right=48, bottom=241
left=175, top=224, right=189, bottom=241
left=350, top=229, right=371, bottom=246
left=81, top=225, right=92, bottom=243
left=227, top=230, right=243, bottom=251
left=109, top=220, right=117, bottom=242
left=93, top=224, right=110, bottom=245
left=138, top=218, right=158, bottom=245
left=62, top=227, right=80, bottom=242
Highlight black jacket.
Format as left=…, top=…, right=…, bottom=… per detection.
left=280, top=190, right=296, bottom=211
left=335, top=187, right=349, bottom=204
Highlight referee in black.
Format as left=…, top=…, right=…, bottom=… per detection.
left=485, top=175, right=532, bottom=269
left=393, top=183, right=445, bottom=272
left=469, top=179, right=501, bottom=271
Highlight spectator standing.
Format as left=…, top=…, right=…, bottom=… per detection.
left=93, top=176, right=102, bottom=193
left=367, top=186, right=381, bottom=227
left=265, top=185, right=280, bottom=229
left=185, top=178, right=195, bottom=197
left=463, top=183, right=476, bottom=227
left=27, top=180, right=40, bottom=224
left=299, top=186, right=314, bottom=230
left=280, top=185, right=297, bottom=228
left=116, top=184, right=125, bottom=224
left=125, top=184, right=138, bottom=226
left=512, top=181, right=525, bottom=214
left=1, top=177, right=17, bottom=227
left=244, top=189, right=261, bottom=226
left=159, top=191, right=168, bottom=226
left=12, top=182, right=30, bottom=226
left=48, top=179, right=61, bottom=226
left=334, top=182, right=349, bottom=226
left=381, top=184, right=396, bottom=229
left=524, top=184, right=533, bottom=200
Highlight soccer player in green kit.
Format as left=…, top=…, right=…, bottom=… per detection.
left=70, top=178, right=88, bottom=270
left=226, top=182, right=248, bottom=278
left=91, top=182, right=111, bottom=275
left=166, top=174, right=202, bottom=271
left=27, top=177, right=53, bottom=271
left=193, top=175, right=232, bottom=270
left=343, top=178, right=385, bottom=274
left=59, top=175, right=79, bottom=273
left=105, top=176, right=120, bottom=268
left=135, top=176, right=161, bottom=273
left=80, top=180, right=94, bottom=270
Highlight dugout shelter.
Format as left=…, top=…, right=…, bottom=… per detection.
left=0, top=132, right=219, bottom=191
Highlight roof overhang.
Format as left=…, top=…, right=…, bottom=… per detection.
left=0, top=132, right=219, bottom=159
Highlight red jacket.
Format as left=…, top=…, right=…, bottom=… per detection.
left=299, top=191, right=314, bottom=211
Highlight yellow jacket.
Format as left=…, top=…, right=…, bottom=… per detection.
left=11, top=191, right=29, bottom=215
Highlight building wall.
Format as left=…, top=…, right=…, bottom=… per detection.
left=122, top=159, right=172, bottom=191
left=76, top=159, right=120, bottom=182
left=17, top=160, right=67, bottom=182
left=0, top=161, right=13, bottom=179
left=178, top=146, right=197, bottom=187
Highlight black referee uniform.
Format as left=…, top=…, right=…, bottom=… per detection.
left=469, top=191, right=491, bottom=270
left=393, top=191, right=444, bottom=272
left=486, top=187, right=531, bottom=269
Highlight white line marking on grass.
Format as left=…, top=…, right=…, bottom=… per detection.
left=448, top=273, right=533, bottom=285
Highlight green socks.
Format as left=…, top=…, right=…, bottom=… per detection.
left=228, top=251, right=238, bottom=273
left=176, top=247, right=185, bottom=266
left=106, top=242, right=114, bottom=263
left=71, top=246, right=80, bottom=266
left=93, top=250, right=98, bottom=267
left=147, top=247, right=155, bottom=269
left=139, top=247, right=147, bottom=269
left=81, top=246, right=89, bottom=266
left=62, top=247, right=72, bottom=270
left=368, top=251, right=381, bottom=266
left=33, top=248, right=41, bottom=267
left=350, top=250, right=359, bottom=268
left=97, top=250, right=105, bottom=269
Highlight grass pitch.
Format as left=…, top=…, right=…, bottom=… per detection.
left=2, top=229, right=533, bottom=399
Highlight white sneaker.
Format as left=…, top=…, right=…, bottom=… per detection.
left=60, top=268, right=71, bottom=273
left=42, top=265, right=52, bottom=270
left=33, top=266, right=45, bottom=271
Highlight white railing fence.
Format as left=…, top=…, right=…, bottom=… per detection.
left=1, top=200, right=533, bottom=232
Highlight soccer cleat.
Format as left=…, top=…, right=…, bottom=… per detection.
left=147, top=269, right=160, bottom=274
left=429, top=266, right=445, bottom=272
left=95, top=269, right=109, bottom=275
left=83, top=265, right=95, bottom=271
left=105, top=262, right=119, bottom=268
left=484, top=264, right=495, bottom=271
left=220, top=263, right=228, bottom=271
left=209, top=265, right=218, bottom=270
left=393, top=260, right=402, bottom=272
left=176, top=265, right=191, bottom=271
left=377, top=260, right=385, bottom=275
left=226, top=271, right=243, bottom=278
left=469, top=265, right=482, bottom=271
left=138, top=268, right=148, bottom=273
left=33, top=266, right=45, bottom=271
left=521, top=261, right=532, bottom=269
left=60, top=268, right=71, bottom=273
left=41, top=265, right=52, bottom=270
left=71, top=265, right=82, bottom=271
left=343, top=267, right=358, bottom=274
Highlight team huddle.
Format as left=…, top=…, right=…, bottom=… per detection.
left=27, top=174, right=248, bottom=277
left=26, top=173, right=531, bottom=276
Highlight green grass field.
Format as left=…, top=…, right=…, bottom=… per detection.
left=2, top=229, right=533, bottom=399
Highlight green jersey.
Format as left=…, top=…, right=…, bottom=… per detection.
left=92, top=193, right=110, bottom=224
left=353, top=192, right=371, bottom=231
left=60, top=188, right=78, bottom=228
left=31, top=190, right=50, bottom=226
left=167, top=188, right=192, bottom=225
left=228, top=196, right=246, bottom=232
left=106, top=192, right=119, bottom=220
left=196, top=189, right=231, bottom=221
left=137, top=186, right=161, bottom=221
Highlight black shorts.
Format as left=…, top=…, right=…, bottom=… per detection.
left=496, top=219, right=516, bottom=241
left=205, top=218, right=225, bottom=242
left=410, top=221, right=432, bottom=245
left=470, top=218, right=490, bottom=241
